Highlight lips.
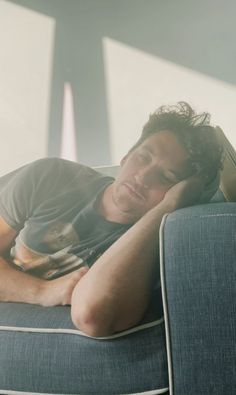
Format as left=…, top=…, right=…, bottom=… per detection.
left=123, top=182, right=145, bottom=201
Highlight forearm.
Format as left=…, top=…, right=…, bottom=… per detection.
left=0, top=256, right=88, bottom=306
left=0, top=256, right=45, bottom=304
left=71, top=200, right=175, bottom=336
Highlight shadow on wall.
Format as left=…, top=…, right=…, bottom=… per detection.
left=2, top=0, right=236, bottom=169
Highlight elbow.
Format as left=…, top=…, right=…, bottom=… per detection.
left=71, top=303, right=114, bottom=338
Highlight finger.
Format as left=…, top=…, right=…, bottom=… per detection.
left=77, top=266, right=89, bottom=274
left=71, top=266, right=89, bottom=280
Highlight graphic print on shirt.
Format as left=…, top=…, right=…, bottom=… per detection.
left=43, top=222, right=79, bottom=250
left=0, top=159, right=129, bottom=280
left=11, top=221, right=83, bottom=279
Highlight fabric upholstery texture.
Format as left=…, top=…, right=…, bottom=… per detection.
left=0, top=302, right=168, bottom=395
left=0, top=161, right=231, bottom=394
left=160, top=202, right=236, bottom=395
left=0, top=164, right=169, bottom=395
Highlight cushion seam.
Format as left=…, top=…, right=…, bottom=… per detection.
left=159, top=213, right=173, bottom=395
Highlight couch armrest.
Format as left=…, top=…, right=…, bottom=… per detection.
left=160, top=203, right=236, bottom=395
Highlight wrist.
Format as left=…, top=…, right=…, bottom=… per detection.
left=156, top=198, right=178, bottom=214
left=37, top=280, right=49, bottom=306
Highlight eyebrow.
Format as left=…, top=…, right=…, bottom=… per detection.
left=142, top=145, right=184, bottom=181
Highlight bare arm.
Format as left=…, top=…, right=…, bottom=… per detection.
left=0, top=217, right=88, bottom=306
left=71, top=176, right=203, bottom=337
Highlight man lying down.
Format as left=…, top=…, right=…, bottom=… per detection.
left=0, top=102, right=223, bottom=337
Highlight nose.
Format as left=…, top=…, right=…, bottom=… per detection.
left=134, top=167, right=155, bottom=188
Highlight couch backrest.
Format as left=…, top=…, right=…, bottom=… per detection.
left=94, top=165, right=119, bottom=178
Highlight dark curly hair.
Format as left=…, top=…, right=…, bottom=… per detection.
left=130, top=102, right=224, bottom=182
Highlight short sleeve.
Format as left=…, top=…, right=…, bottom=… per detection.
left=0, top=158, right=62, bottom=231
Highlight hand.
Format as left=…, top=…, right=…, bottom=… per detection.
left=162, top=175, right=205, bottom=211
left=40, top=266, right=89, bottom=307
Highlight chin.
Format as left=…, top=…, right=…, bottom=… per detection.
left=112, top=185, right=147, bottom=217
left=117, top=199, right=146, bottom=219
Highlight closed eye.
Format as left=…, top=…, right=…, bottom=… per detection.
left=158, top=173, right=176, bottom=185
left=137, top=152, right=150, bottom=164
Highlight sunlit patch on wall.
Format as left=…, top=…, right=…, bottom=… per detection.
left=103, top=37, right=236, bottom=164
left=0, top=0, right=55, bottom=175
left=60, top=82, right=78, bottom=162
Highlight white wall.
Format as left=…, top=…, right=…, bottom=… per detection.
left=1, top=0, right=236, bottom=173
left=0, top=0, right=55, bottom=175
left=103, top=37, right=236, bottom=164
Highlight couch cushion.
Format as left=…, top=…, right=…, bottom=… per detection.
left=160, top=202, right=236, bottom=395
left=0, top=164, right=169, bottom=394
left=0, top=299, right=168, bottom=395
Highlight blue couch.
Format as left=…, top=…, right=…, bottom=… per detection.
left=160, top=202, right=236, bottom=395
left=0, top=167, right=235, bottom=394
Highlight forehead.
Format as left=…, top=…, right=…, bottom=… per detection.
left=141, top=130, right=187, bottom=153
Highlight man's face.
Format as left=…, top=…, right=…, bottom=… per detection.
left=112, top=130, right=191, bottom=220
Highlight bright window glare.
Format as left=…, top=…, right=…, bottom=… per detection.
left=103, top=37, right=236, bottom=164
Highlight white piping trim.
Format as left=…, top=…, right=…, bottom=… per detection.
left=159, top=214, right=173, bottom=395
left=0, top=388, right=169, bottom=395
left=0, top=317, right=163, bottom=340
left=119, top=388, right=169, bottom=394
left=0, top=392, right=68, bottom=395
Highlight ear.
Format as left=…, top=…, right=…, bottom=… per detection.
left=120, top=154, right=128, bottom=166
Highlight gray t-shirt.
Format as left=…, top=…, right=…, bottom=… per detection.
left=0, top=158, right=130, bottom=279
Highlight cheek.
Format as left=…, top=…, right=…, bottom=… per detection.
left=116, top=165, right=132, bottom=182
left=148, top=187, right=170, bottom=207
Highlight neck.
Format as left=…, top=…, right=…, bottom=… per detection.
left=96, top=184, right=137, bottom=225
